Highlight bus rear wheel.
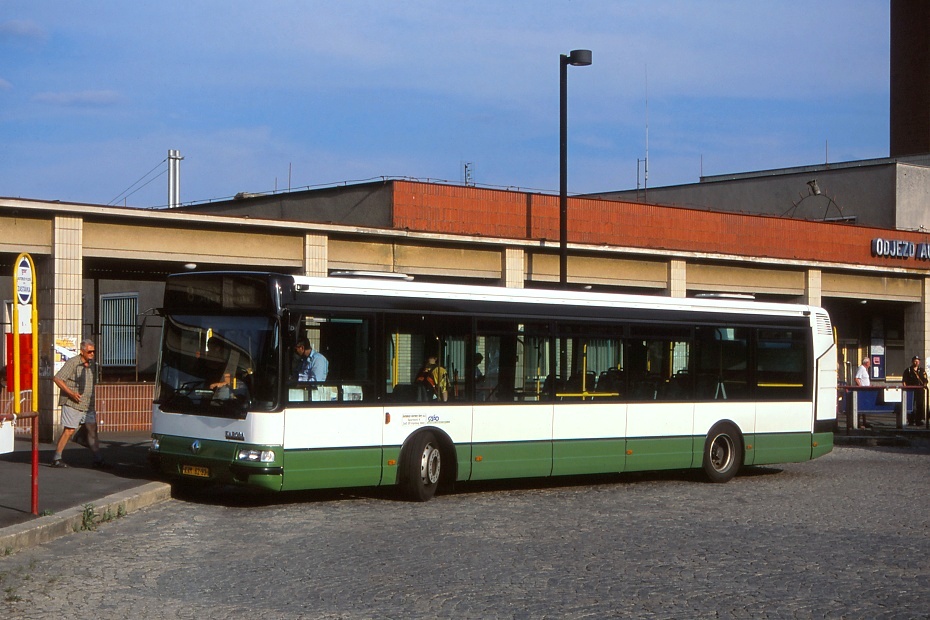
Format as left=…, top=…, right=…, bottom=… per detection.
left=702, top=422, right=743, bottom=483
left=402, top=431, right=441, bottom=502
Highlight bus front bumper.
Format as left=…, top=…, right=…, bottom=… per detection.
left=149, top=434, right=284, bottom=491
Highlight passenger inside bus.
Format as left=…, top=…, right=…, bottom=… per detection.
left=415, top=355, right=450, bottom=402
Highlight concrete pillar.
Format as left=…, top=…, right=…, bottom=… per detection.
left=804, top=268, right=822, bottom=307
left=35, top=254, right=55, bottom=442
left=303, top=233, right=327, bottom=277
left=667, top=259, right=686, bottom=298
left=904, top=275, right=930, bottom=361
left=44, top=216, right=84, bottom=441
left=503, top=248, right=525, bottom=288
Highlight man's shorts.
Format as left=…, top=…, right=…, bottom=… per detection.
left=61, top=404, right=96, bottom=428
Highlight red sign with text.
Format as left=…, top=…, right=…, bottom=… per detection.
left=5, top=332, right=32, bottom=391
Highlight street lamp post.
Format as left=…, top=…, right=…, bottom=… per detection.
left=560, top=49, right=592, bottom=288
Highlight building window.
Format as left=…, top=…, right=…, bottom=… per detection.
left=99, top=294, right=138, bottom=367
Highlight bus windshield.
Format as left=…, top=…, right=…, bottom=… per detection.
left=155, top=314, right=280, bottom=416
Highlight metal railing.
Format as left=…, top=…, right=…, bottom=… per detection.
left=1, top=383, right=154, bottom=435
left=840, top=385, right=929, bottom=431
left=0, top=391, right=33, bottom=431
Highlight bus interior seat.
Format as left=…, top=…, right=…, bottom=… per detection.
left=596, top=367, right=623, bottom=393
left=631, top=374, right=662, bottom=400
left=388, top=384, right=419, bottom=402
left=566, top=371, right=596, bottom=393
left=661, top=371, right=692, bottom=400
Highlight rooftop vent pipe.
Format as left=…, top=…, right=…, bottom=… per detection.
left=168, top=149, right=183, bottom=208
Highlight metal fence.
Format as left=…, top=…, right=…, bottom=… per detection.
left=838, top=385, right=929, bottom=431
left=2, top=383, right=153, bottom=436
left=0, top=390, right=33, bottom=434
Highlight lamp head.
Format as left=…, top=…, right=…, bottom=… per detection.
left=567, top=49, right=592, bottom=66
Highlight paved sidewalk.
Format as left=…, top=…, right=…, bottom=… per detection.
left=0, top=431, right=171, bottom=554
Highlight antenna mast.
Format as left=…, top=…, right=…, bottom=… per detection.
left=644, top=64, right=649, bottom=200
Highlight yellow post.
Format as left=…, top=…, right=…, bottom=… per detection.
left=12, top=252, right=39, bottom=515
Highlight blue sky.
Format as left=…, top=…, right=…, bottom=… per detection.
left=1, top=1, right=889, bottom=208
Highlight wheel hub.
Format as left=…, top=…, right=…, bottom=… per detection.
left=710, top=434, right=733, bottom=472
left=420, top=444, right=441, bottom=485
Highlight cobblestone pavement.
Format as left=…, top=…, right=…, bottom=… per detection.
left=2, top=445, right=929, bottom=619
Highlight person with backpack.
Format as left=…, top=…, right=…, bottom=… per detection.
left=415, top=355, right=450, bottom=402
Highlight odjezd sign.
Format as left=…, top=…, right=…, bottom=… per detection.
left=871, top=237, right=930, bottom=261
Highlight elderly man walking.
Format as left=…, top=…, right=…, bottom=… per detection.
left=50, top=339, right=109, bottom=468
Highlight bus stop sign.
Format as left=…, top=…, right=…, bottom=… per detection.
left=16, top=255, right=32, bottom=305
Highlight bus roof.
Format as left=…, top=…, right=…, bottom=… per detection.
left=288, top=274, right=824, bottom=320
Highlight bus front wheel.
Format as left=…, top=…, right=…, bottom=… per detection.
left=702, top=422, right=743, bottom=483
left=402, top=431, right=441, bottom=502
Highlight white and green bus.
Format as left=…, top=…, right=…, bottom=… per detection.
left=150, top=271, right=836, bottom=501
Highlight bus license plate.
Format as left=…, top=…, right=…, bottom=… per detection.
left=181, top=465, right=210, bottom=478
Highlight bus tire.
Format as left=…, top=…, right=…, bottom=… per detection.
left=702, top=422, right=743, bottom=483
left=402, top=431, right=442, bottom=502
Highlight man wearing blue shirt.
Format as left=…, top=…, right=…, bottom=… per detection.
left=294, top=338, right=328, bottom=382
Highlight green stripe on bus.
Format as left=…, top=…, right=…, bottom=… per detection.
left=811, top=431, right=834, bottom=459
left=552, top=438, right=625, bottom=476
left=751, top=432, right=816, bottom=465
left=625, top=436, right=694, bottom=472
left=156, top=430, right=827, bottom=492
left=281, top=447, right=383, bottom=491
left=469, top=441, right=552, bottom=480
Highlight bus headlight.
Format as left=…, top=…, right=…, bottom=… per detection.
left=236, top=449, right=275, bottom=463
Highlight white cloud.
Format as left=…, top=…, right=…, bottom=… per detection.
left=0, top=19, right=47, bottom=43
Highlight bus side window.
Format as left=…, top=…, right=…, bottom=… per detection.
left=755, top=329, right=808, bottom=398
left=627, top=326, right=691, bottom=401
left=342, top=385, right=364, bottom=401
left=475, top=320, right=533, bottom=402
left=290, top=312, right=377, bottom=403
left=695, top=326, right=749, bottom=401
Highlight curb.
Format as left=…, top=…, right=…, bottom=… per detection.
left=0, top=481, right=172, bottom=556
left=835, top=435, right=912, bottom=448
left=834, top=433, right=930, bottom=449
